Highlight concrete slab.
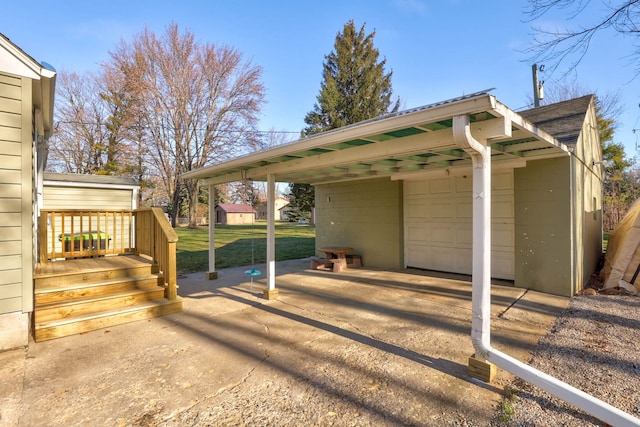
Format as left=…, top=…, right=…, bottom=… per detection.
left=0, top=259, right=569, bottom=426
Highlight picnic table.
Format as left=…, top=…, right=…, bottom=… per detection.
left=317, top=246, right=353, bottom=272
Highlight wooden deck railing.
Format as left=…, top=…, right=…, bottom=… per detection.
left=38, top=207, right=179, bottom=300
left=134, top=208, right=179, bottom=300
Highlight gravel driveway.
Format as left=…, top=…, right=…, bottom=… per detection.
left=493, top=294, right=640, bottom=426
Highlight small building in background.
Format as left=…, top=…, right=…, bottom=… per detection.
left=215, top=203, right=256, bottom=225
left=42, top=173, right=139, bottom=211
left=256, top=197, right=289, bottom=221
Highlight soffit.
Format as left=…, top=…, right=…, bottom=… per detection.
left=181, top=91, right=570, bottom=186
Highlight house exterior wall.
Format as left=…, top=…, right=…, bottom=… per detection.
left=0, top=73, right=32, bottom=349
left=572, top=101, right=604, bottom=295
left=514, top=157, right=573, bottom=296
left=315, top=178, right=403, bottom=269
left=256, top=198, right=289, bottom=221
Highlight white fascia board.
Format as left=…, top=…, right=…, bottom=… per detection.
left=182, top=94, right=497, bottom=181
left=203, top=117, right=511, bottom=186
left=491, top=100, right=568, bottom=152
left=43, top=180, right=140, bottom=191
left=0, top=37, right=45, bottom=80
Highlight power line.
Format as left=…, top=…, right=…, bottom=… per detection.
left=54, top=120, right=300, bottom=135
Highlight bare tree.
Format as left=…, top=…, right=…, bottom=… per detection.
left=48, top=69, right=139, bottom=177
left=525, top=0, right=640, bottom=76
left=109, top=23, right=265, bottom=226
left=49, top=71, right=110, bottom=173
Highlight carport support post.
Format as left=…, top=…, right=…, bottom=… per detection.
left=206, top=183, right=217, bottom=280
left=263, top=174, right=278, bottom=299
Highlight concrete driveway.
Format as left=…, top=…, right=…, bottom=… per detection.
left=1, top=258, right=568, bottom=426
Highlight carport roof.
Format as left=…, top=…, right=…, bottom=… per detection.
left=181, top=90, right=570, bottom=185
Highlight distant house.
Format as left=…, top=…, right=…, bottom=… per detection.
left=215, top=203, right=256, bottom=225
left=256, top=197, right=289, bottom=221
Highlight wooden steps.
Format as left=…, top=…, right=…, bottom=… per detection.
left=34, top=256, right=183, bottom=341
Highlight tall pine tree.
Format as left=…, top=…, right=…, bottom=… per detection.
left=303, top=20, right=399, bottom=135
left=291, top=20, right=400, bottom=215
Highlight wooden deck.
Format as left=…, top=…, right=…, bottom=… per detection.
left=33, top=254, right=182, bottom=341
left=35, top=254, right=155, bottom=278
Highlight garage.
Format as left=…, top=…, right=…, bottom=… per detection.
left=404, top=170, right=515, bottom=279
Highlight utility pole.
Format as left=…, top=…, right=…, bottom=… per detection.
left=532, top=64, right=544, bottom=107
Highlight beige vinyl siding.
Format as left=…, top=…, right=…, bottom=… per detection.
left=0, top=73, right=32, bottom=314
left=315, top=178, right=403, bottom=269
left=43, top=186, right=134, bottom=210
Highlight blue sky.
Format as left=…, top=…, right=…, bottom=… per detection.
left=2, top=0, right=639, bottom=155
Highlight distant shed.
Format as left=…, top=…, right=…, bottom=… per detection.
left=215, top=203, right=256, bottom=225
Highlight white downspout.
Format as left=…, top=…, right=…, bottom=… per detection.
left=452, top=115, right=640, bottom=427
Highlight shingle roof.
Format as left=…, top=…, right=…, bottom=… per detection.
left=44, top=172, right=138, bottom=187
left=216, top=203, right=256, bottom=214
left=519, top=95, right=593, bottom=146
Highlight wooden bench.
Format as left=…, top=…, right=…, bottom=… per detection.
left=346, top=254, right=362, bottom=268
left=310, top=256, right=329, bottom=270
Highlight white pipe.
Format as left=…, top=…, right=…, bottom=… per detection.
left=452, top=115, right=640, bottom=427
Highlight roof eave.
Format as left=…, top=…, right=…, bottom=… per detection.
left=181, top=93, right=498, bottom=181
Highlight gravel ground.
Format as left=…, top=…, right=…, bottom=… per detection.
left=493, top=294, right=640, bottom=426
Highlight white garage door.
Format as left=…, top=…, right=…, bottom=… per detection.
left=404, top=171, right=514, bottom=280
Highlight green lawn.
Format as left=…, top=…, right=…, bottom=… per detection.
left=175, top=222, right=316, bottom=274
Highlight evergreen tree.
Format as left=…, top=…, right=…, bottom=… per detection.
left=303, top=20, right=399, bottom=135
left=293, top=20, right=400, bottom=214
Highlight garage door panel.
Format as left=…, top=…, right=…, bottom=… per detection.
left=455, top=176, right=472, bottom=192
left=430, top=224, right=455, bottom=244
left=492, top=224, right=514, bottom=249
left=405, top=171, right=514, bottom=280
left=492, top=251, right=514, bottom=278
left=493, top=172, right=513, bottom=190
left=456, top=202, right=472, bottom=218
left=405, top=181, right=427, bottom=196
left=456, top=226, right=472, bottom=245
left=429, top=178, right=452, bottom=194
left=406, top=245, right=429, bottom=266
left=406, top=200, right=426, bottom=218
left=406, top=225, right=428, bottom=242
left=492, top=199, right=514, bottom=218
left=429, top=201, right=454, bottom=219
